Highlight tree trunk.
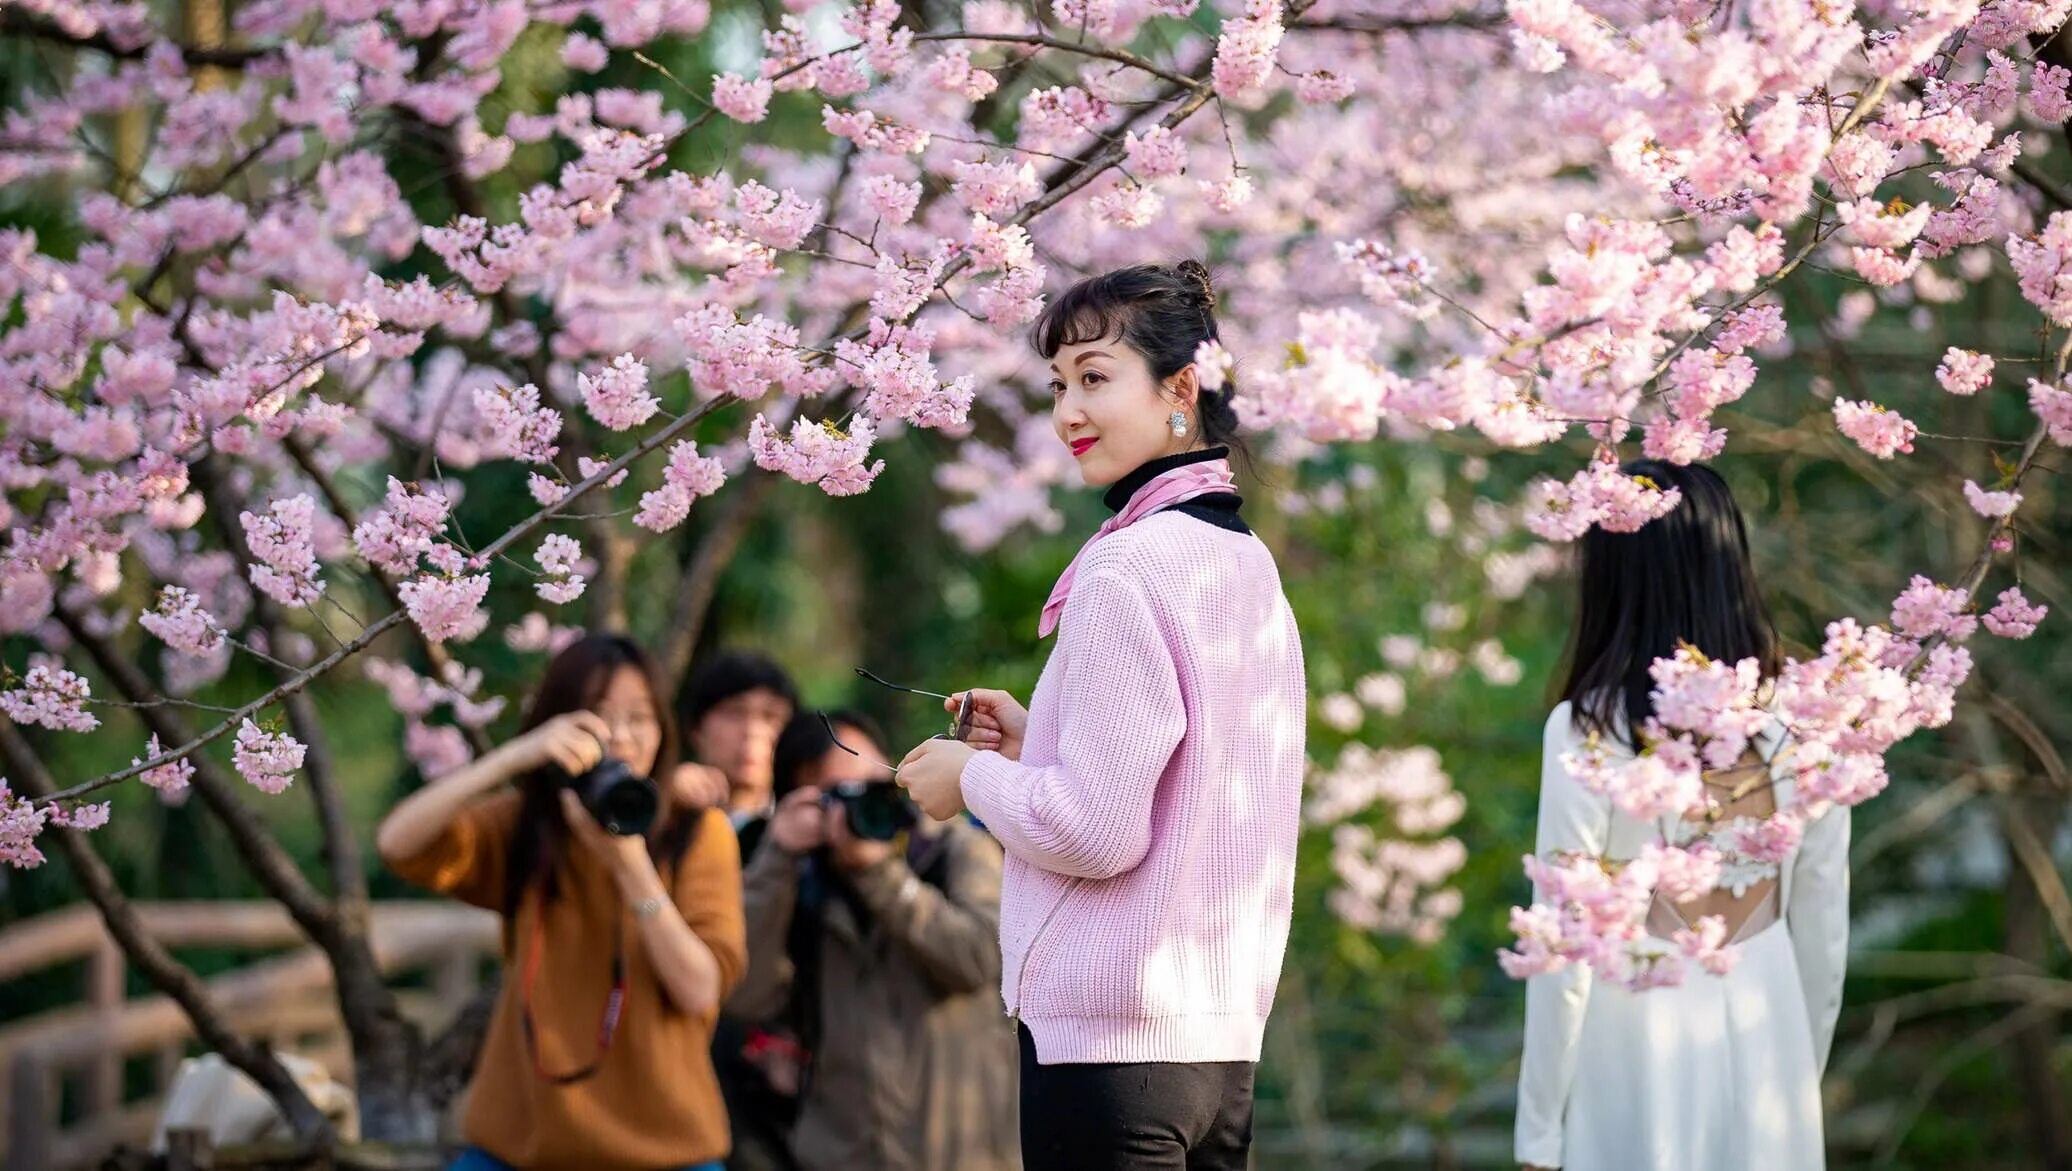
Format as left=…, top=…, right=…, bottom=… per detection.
left=2000, top=794, right=2072, bottom=1171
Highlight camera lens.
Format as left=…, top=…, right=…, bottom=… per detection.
left=573, top=759, right=658, bottom=836
left=835, top=781, right=915, bottom=842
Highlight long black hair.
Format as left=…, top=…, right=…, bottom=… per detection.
left=503, top=633, right=690, bottom=933
left=1031, top=259, right=1253, bottom=469
left=1557, top=460, right=1781, bottom=749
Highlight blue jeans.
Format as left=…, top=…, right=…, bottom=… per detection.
left=448, top=1147, right=722, bottom=1171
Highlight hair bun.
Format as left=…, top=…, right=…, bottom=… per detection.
left=1176, top=259, right=1217, bottom=309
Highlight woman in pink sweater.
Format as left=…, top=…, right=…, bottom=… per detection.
left=898, top=261, right=1308, bottom=1170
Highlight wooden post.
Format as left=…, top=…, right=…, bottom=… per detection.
left=433, top=944, right=478, bottom=1010
left=87, top=935, right=125, bottom=1119
left=165, top=1126, right=215, bottom=1171
left=6, top=1048, right=52, bottom=1171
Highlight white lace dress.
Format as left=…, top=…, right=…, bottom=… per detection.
left=1514, top=701, right=1851, bottom=1170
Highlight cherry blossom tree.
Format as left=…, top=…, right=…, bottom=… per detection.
left=2, top=0, right=2068, bottom=1151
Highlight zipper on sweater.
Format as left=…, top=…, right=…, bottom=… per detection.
left=1008, top=877, right=1084, bottom=1022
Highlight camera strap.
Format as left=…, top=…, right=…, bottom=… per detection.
left=519, top=886, right=627, bottom=1085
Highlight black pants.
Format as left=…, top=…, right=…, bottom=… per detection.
left=1017, top=1024, right=1256, bottom=1171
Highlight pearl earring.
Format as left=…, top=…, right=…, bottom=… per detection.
left=1170, top=410, right=1188, bottom=437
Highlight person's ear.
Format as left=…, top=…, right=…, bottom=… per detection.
left=1163, top=363, right=1200, bottom=412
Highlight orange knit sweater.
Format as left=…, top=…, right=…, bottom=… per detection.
left=388, top=790, right=746, bottom=1170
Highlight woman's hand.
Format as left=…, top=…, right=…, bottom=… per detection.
left=504, top=710, right=614, bottom=776
left=766, top=786, right=828, bottom=854
left=897, top=738, right=976, bottom=821
left=670, top=761, right=731, bottom=810
left=559, top=789, right=651, bottom=877
left=949, top=689, right=1028, bottom=761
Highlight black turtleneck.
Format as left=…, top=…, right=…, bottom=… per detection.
left=1103, top=446, right=1251, bottom=535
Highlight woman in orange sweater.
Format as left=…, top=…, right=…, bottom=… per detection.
left=377, top=633, right=747, bottom=1171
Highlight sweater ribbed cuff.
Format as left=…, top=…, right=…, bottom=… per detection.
left=959, top=748, right=1017, bottom=831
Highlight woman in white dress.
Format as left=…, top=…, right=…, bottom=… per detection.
left=1514, top=460, right=1850, bottom=1171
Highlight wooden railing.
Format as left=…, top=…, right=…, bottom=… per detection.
left=0, top=901, right=499, bottom=1171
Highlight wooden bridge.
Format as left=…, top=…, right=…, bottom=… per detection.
left=0, top=901, right=498, bottom=1171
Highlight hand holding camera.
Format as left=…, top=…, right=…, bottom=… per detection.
left=768, top=777, right=916, bottom=868
left=769, top=787, right=828, bottom=854
left=505, top=711, right=660, bottom=837
left=505, top=711, right=613, bottom=776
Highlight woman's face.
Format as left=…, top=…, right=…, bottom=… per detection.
left=1049, top=334, right=1199, bottom=487
left=592, top=665, right=664, bottom=778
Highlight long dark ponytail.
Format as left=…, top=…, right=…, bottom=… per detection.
left=1557, top=460, right=1781, bottom=748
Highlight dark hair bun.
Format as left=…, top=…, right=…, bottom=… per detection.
left=1175, top=259, right=1217, bottom=309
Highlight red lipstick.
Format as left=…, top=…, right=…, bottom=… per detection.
left=1070, top=437, right=1099, bottom=457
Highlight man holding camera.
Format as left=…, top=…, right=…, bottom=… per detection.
left=729, top=710, right=1019, bottom=1171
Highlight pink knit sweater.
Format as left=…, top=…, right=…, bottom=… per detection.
left=960, top=511, right=1307, bottom=1065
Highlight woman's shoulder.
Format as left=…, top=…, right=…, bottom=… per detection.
left=681, top=803, right=740, bottom=850
left=1542, top=697, right=1634, bottom=757
left=1083, top=511, right=1267, bottom=584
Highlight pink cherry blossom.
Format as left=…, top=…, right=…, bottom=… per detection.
left=1890, top=575, right=1978, bottom=643
left=1833, top=399, right=1919, bottom=459
left=352, top=477, right=453, bottom=575
left=2010, top=212, right=2072, bottom=325
left=1123, top=127, right=1188, bottom=179
left=635, top=441, right=727, bottom=532
left=233, top=719, right=306, bottom=795
left=2030, top=378, right=2072, bottom=444
left=474, top=383, right=563, bottom=462
left=49, top=801, right=111, bottom=831
left=1193, top=340, right=1233, bottom=393
left=1983, top=586, right=2048, bottom=638
left=578, top=354, right=659, bottom=431
left=748, top=414, right=885, bottom=496
left=860, top=175, right=921, bottom=225
left=1962, top=479, right=2022, bottom=518
left=139, top=585, right=224, bottom=654
left=2, top=661, right=100, bottom=732
left=562, top=32, right=609, bottom=72
left=1, top=782, right=49, bottom=869
left=1296, top=70, right=1357, bottom=104
left=1089, top=180, right=1162, bottom=229
left=1673, top=915, right=1740, bottom=976
left=534, top=533, right=586, bottom=604
left=713, top=73, right=774, bottom=124
left=1936, top=348, right=1995, bottom=395
left=134, top=734, right=196, bottom=798
left=399, top=573, right=492, bottom=643
left=241, top=495, right=326, bottom=607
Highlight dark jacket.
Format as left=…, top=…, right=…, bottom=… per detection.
left=731, top=820, right=1020, bottom=1171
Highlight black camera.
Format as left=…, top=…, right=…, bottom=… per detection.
left=564, top=757, right=658, bottom=836
left=824, top=780, right=917, bottom=842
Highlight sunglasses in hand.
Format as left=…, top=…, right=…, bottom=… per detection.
left=854, top=667, right=975, bottom=742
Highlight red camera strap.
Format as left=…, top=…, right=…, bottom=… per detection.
left=519, top=886, right=627, bottom=1085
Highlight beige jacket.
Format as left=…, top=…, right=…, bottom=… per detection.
left=731, top=820, right=1020, bottom=1171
